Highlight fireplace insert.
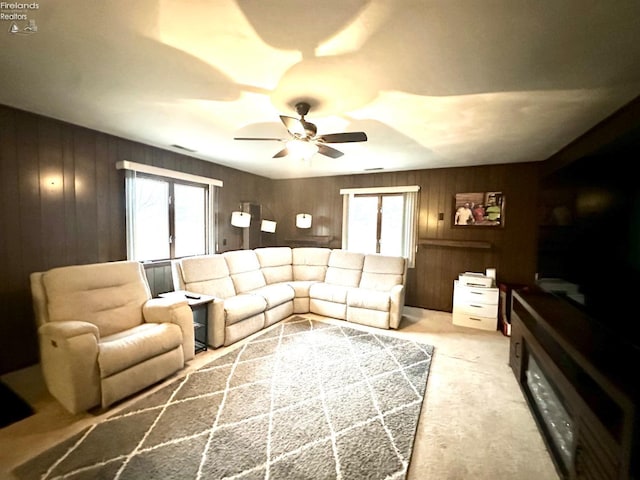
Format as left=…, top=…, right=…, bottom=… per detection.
left=509, top=289, right=637, bottom=479
left=524, top=353, right=575, bottom=474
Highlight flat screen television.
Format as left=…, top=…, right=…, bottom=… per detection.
left=537, top=153, right=640, bottom=352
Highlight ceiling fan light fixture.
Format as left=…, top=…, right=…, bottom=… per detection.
left=235, top=102, right=367, bottom=161
left=286, top=139, right=318, bottom=161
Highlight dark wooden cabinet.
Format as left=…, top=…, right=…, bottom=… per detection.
left=509, top=289, right=637, bottom=480
left=509, top=313, right=524, bottom=375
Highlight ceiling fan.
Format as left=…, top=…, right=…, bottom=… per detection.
left=234, top=102, right=367, bottom=159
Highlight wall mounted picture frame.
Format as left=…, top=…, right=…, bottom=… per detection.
left=454, top=191, right=504, bottom=227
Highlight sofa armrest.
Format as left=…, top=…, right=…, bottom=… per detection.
left=143, top=298, right=195, bottom=361
left=38, top=321, right=101, bottom=414
left=39, top=320, right=100, bottom=343
left=208, top=297, right=226, bottom=348
left=389, top=284, right=406, bottom=329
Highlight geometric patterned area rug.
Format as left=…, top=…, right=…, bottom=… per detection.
left=13, top=316, right=434, bottom=480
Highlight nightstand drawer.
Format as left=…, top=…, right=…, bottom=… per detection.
left=452, top=311, right=498, bottom=331
left=453, top=284, right=499, bottom=305
left=452, top=279, right=499, bottom=331
left=454, top=302, right=498, bottom=318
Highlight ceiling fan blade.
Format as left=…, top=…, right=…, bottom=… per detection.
left=234, top=137, right=285, bottom=141
left=316, top=132, right=368, bottom=143
left=273, top=147, right=289, bottom=158
left=280, top=115, right=306, bottom=137
left=317, top=144, right=344, bottom=159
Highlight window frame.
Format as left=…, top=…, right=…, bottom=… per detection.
left=117, top=161, right=222, bottom=262
left=341, top=185, right=420, bottom=268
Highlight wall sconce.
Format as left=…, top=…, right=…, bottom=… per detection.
left=261, top=219, right=277, bottom=233
left=231, top=211, right=251, bottom=228
left=296, top=213, right=312, bottom=229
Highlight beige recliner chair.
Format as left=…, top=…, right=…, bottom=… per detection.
left=30, top=260, right=195, bottom=414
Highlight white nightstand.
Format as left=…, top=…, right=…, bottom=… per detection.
left=452, top=280, right=499, bottom=331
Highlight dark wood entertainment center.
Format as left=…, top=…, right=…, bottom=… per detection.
left=509, top=289, right=638, bottom=479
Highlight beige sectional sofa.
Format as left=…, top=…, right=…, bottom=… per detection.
left=171, top=247, right=407, bottom=348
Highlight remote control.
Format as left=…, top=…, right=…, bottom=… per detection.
left=185, top=293, right=201, bottom=300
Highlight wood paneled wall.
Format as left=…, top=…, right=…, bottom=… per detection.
left=0, top=104, right=540, bottom=375
left=271, top=164, right=540, bottom=311
left=144, top=263, right=174, bottom=297
left=0, top=106, right=269, bottom=374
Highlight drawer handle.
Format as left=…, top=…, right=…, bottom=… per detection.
left=470, top=304, right=483, bottom=308
left=469, top=317, right=482, bottom=322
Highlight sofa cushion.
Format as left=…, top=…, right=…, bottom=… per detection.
left=263, top=265, right=293, bottom=283
left=224, top=294, right=267, bottom=325
left=347, top=288, right=391, bottom=312
left=230, top=270, right=268, bottom=294
left=287, top=280, right=317, bottom=297
left=359, top=254, right=405, bottom=291
left=42, top=261, right=149, bottom=337
left=181, top=254, right=229, bottom=283
left=224, top=313, right=265, bottom=346
left=293, top=264, right=327, bottom=282
left=310, top=298, right=347, bottom=320
left=347, top=307, right=390, bottom=329
left=251, top=283, right=295, bottom=309
left=325, top=250, right=365, bottom=287
left=180, top=254, right=236, bottom=299
left=98, top=322, right=183, bottom=378
left=255, top=247, right=293, bottom=283
left=224, top=250, right=267, bottom=293
left=292, top=247, right=330, bottom=281
left=224, top=249, right=262, bottom=274
left=309, top=282, right=352, bottom=304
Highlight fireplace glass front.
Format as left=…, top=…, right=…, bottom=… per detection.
left=524, top=353, right=575, bottom=474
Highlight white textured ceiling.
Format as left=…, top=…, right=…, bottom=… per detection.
left=1, top=1, right=639, bottom=179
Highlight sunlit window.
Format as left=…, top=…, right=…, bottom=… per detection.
left=174, top=183, right=206, bottom=258
left=118, top=161, right=221, bottom=262
left=342, top=186, right=420, bottom=267
left=128, top=174, right=209, bottom=261
left=347, top=195, right=379, bottom=253
left=133, top=177, right=171, bottom=261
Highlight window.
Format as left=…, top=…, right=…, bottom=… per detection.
left=132, top=176, right=171, bottom=260
left=341, top=186, right=420, bottom=267
left=117, top=161, right=222, bottom=262
left=174, top=183, right=207, bottom=258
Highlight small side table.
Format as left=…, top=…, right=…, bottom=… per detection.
left=159, top=290, right=214, bottom=354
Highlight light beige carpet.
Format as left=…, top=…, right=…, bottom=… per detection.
left=0, top=308, right=559, bottom=480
